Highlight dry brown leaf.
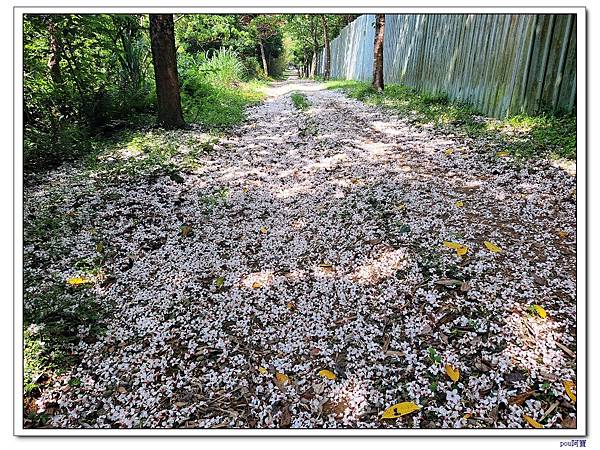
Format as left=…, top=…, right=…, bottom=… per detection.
left=385, top=350, right=405, bottom=358
left=555, top=342, right=575, bottom=358
left=562, top=416, right=576, bottom=429
left=280, top=403, right=291, bottom=427
left=435, top=278, right=463, bottom=287
left=509, top=390, right=535, bottom=406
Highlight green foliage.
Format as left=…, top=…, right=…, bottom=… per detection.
left=501, top=114, right=576, bottom=159
left=178, top=49, right=265, bottom=128
left=176, top=14, right=256, bottom=56
left=327, top=80, right=576, bottom=160
left=24, top=14, right=273, bottom=170
left=427, top=346, right=442, bottom=365
left=23, top=284, right=107, bottom=395
left=283, top=14, right=353, bottom=76
left=23, top=14, right=155, bottom=171
left=200, top=48, right=246, bottom=85
left=291, top=91, right=310, bottom=110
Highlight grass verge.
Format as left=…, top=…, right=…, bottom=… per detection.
left=181, top=79, right=267, bottom=129
left=326, top=80, right=576, bottom=160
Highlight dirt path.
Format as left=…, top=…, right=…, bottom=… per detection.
left=27, top=78, right=577, bottom=429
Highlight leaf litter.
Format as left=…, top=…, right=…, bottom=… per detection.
left=24, top=78, right=576, bottom=429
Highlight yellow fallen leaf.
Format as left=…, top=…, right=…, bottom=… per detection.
left=557, top=230, right=568, bottom=239
left=463, top=413, right=472, bottom=419
left=243, top=187, right=249, bottom=193
left=275, top=372, right=289, bottom=384
left=455, top=200, right=464, bottom=208
left=563, top=380, right=576, bottom=402
left=443, top=241, right=468, bottom=256
left=381, top=401, right=421, bottom=419
left=445, top=364, right=460, bottom=382
left=533, top=304, right=547, bottom=319
left=444, top=149, right=454, bottom=155
left=319, top=263, right=333, bottom=269
left=260, top=226, right=268, bottom=234
left=318, top=369, right=336, bottom=380
left=181, top=225, right=192, bottom=237
left=252, top=281, right=263, bottom=289
left=484, top=240, right=502, bottom=253
left=287, top=302, right=296, bottom=310
left=496, top=151, right=510, bottom=157
left=396, top=202, right=406, bottom=210
left=523, top=415, right=543, bottom=428
left=258, top=367, right=268, bottom=374
left=215, top=276, right=225, bottom=288
left=67, top=276, right=91, bottom=285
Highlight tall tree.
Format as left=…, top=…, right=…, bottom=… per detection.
left=149, top=14, right=184, bottom=128
left=321, top=15, right=331, bottom=80
left=309, top=16, right=320, bottom=79
left=372, top=14, right=385, bottom=92
left=249, top=15, right=283, bottom=77
left=46, top=17, right=62, bottom=85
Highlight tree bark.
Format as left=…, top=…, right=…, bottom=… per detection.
left=149, top=14, right=185, bottom=129
left=47, top=18, right=62, bottom=85
left=259, top=39, right=269, bottom=77
left=372, top=14, right=386, bottom=92
left=310, top=51, right=317, bottom=79
left=321, top=15, right=331, bottom=80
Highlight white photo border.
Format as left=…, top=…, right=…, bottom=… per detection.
left=13, top=1, right=587, bottom=437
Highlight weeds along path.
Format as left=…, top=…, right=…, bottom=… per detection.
left=26, top=78, right=576, bottom=429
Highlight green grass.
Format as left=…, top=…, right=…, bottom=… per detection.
left=24, top=283, right=108, bottom=396
left=290, top=91, right=310, bottom=110
left=326, top=80, right=576, bottom=160
left=181, top=75, right=266, bottom=129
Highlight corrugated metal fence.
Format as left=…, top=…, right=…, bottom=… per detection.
left=317, top=14, right=576, bottom=118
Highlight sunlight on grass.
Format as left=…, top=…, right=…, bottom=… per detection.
left=326, top=80, right=576, bottom=160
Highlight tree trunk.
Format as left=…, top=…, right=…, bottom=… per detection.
left=301, top=50, right=308, bottom=78
left=321, top=15, right=331, bottom=80
left=372, top=14, right=386, bottom=92
left=310, top=48, right=319, bottom=79
left=47, top=18, right=62, bottom=85
left=149, top=14, right=185, bottom=129
left=259, top=39, right=269, bottom=77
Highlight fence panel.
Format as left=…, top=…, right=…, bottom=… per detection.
left=317, top=13, right=576, bottom=118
